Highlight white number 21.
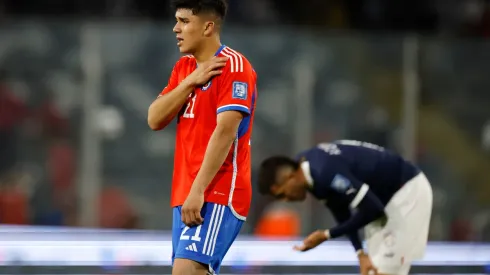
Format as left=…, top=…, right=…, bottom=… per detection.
left=180, top=225, right=202, bottom=241
left=183, top=94, right=196, bottom=118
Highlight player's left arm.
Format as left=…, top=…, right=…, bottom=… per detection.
left=325, top=172, right=386, bottom=240
left=295, top=168, right=386, bottom=253
left=182, top=110, right=243, bottom=226
left=327, top=200, right=364, bottom=253
left=190, top=110, right=244, bottom=195
left=191, top=65, right=254, bottom=191
left=182, top=62, right=254, bottom=226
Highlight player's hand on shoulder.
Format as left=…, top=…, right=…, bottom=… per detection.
left=181, top=188, right=205, bottom=226
left=188, top=56, right=228, bottom=86
left=293, top=230, right=328, bottom=252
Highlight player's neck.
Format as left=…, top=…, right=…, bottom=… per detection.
left=193, top=38, right=222, bottom=64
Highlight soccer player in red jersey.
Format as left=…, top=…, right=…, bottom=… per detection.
left=147, top=0, right=257, bottom=274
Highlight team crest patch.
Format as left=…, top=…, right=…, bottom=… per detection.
left=201, top=80, right=212, bottom=91
left=232, top=81, right=248, bottom=100
left=331, top=174, right=351, bottom=192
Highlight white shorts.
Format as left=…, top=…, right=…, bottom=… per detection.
left=364, top=172, right=433, bottom=275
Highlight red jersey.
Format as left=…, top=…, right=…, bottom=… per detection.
left=159, top=46, right=257, bottom=220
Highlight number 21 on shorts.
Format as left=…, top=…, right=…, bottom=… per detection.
left=180, top=225, right=202, bottom=241
left=183, top=94, right=196, bottom=118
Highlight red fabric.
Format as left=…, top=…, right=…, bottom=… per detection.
left=0, top=187, right=28, bottom=224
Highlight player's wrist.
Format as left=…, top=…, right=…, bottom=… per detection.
left=323, top=229, right=330, bottom=240
left=190, top=184, right=206, bottom=195
left=181, top=77, right=198, bottom=89
left=356, top=249, right=367, bottom=257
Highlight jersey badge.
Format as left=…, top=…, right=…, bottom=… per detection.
left=232, top=81, right=248, bottom=100
left=331, top=174, right=351, bottom=192
left=201, top=80, right=212, bottom=91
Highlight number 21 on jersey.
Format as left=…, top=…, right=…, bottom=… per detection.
left=182, top=93, right=196, bottom=118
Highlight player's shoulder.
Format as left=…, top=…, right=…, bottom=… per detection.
left=308, top=143, right=342, bottom=158
left=173, top=55, right=196, bottom=70
left=299, top=144, right=346, bottom=170
left=295, top=146, right=327, bottom=165
left=218, top=46, right=254, bottom=74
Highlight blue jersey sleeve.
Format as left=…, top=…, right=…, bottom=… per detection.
left=326, top=199, right=363, bottom=252
left=321, top=158, right=378, bottom=208
left=324, top=159, right=386, bottom=239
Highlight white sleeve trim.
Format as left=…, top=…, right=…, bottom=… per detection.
left=349, top=183, right=369, bottom=209
left=300, top=161, right=314, bottom=188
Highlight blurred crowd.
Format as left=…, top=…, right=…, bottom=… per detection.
left=1, top=0, right=490, bottom=242
left=1, top=0, right=490, bottom=36
left=0, top=71, right=138, bottom=229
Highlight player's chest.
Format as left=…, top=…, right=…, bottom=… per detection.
left=177, top=71, right=219, bottom=122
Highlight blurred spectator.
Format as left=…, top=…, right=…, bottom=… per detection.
left=99, top=186, right=139, bottom=229
left=48, top=138, right=76, bottom=200
left=28, top=94, right=75, bottom=227
left=36, top=96, right=70, bottom=139
left=30, top=179, right=66, bottom=226
left=450, top=216, right=474, bottom=241
left=0, top=172, right=29, bottom=224
left=0, top=72, right=29, bottom=176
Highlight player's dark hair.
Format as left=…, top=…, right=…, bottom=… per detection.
left=257, top=156, right=299, bottom=195
left=171, top=0, right=227, bottom=20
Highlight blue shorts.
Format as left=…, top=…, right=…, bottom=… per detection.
left=172, top=202, right=244, bottom=274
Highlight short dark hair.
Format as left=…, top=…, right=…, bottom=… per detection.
left=257, top=156, right=299, bottom=195
left=171, top=0, right=227, bottom=19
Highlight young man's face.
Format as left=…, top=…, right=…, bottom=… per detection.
left=270, top=168, right=308, bottom=202
left=173, top=9, right=208, bottom=54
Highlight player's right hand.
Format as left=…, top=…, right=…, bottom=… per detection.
left=293, top=230, right=328, bottom=252
left=181, top=189, right=205, bottom=226
left=187, top=56, right=228, bottom=86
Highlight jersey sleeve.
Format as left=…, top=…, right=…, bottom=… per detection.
left=328, top=173, right=364, bottom=208
left=326, top=200, right=363, bottom=251
left=158, top=61, right=181, bottom=97
left=216, top=62, right=255, bottom=116
left=325, top=160, right=386, bottom=239
left=324, top=158, right=377, bottom=209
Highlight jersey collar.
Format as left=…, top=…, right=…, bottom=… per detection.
left=214, top=44, right=225, bottom=56
left=196, top=45, right=226, bottom=68
left=300, top=161, right=314, bottom=188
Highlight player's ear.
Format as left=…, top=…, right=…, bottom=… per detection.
left=270, top=183, right=280, bottom=195
left=203, top=21, right=215, bottom=36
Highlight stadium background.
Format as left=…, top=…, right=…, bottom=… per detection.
left=1, top=0, right=490, bottom=274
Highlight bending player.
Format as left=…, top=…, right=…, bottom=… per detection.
left=147, top=0, right=257, bottom=274
left=257, top=140, right=432, bottom=275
